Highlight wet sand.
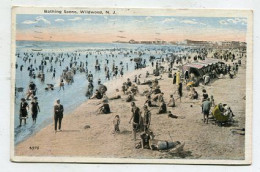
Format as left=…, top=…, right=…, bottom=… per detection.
left=15, top=59, right=246, bottom=160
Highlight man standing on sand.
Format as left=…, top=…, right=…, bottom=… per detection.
left=142, top=105, right=151, bottom=132
left=54, top=99, right=64, bottom=132
left=129, top=102, right=141, bottom=141
left=202, top=98, right=211, bottom=124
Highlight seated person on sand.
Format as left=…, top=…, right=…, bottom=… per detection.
left=122, top=82, right=127, bottom=94
left=140, top=131, right=152, bottom=149
left=140, top=80, right=152, bottom=85
left=98, top=99, right=110, bottom=114
left=141, top=88, right=150, bottom=97
left=151, top=79, right=159, bottom=89
left=146, top=71, right=149, bottom=78
left=222, top=104, right=235, bottom=121
left=144, top=95, right=158, bottom=107
left=126, top=92, right=135, bottom=102
left=167, top=95, right=175, bottom=107
left=130, top=84, right=139, bottom=95
left=126, top=78, right=132, bottom=87
left=153, top=68, right=160, bottom=76
left=109, top=89, right=121, bottom=100
left=229, top=71, right=235, bottom=79
left=203, top=74, right=210, bottom=85
left=152, top=92, right=164, bottom=102
left=168, top=111, right=178, bottom=119
left=102, top=93, right=109, bottom=103
left=90, top=89, right=103, bottom=99
left=189, top=88, right=198, bottom=100
left=157, top=100, right=167, bottom=114
left=152, top=86, right=161, bottom=95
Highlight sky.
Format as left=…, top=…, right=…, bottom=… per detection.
left=16, top=14, right=248, bottom=43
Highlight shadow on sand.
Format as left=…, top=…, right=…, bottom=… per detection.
left=58, top=130, right=80, bottom=132
left=119, top=130, right=132, bottom=135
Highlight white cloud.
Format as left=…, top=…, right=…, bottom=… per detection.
left=227, top=18, right=239, bottom=24
left=22, top=20, right=38, bottom=24
left=22, top=16, right=51, bottom=25
left=35, top=16, right=51, bottom=24
left=84, top=18, right=92, bottom=21
left=162, top=18, right=175, bottom=23
left=55, top=18, right=64, bottom=22
left=219, top=18, right=247, bottom=25
left=179, top=19, right=206, bottom=25
left=68, top=17, right=82, bottom=21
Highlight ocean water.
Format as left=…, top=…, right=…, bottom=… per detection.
left=14, top=41, right=184, bottom=145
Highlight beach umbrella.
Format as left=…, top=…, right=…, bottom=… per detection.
left=212, top=105, right=230, bottom=123
left=134, top=57, right=142, bottom=63
left=98, top=84, right=107, bottom=94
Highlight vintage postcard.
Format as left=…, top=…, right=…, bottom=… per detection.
left=11, top=7, right=253, bottom=164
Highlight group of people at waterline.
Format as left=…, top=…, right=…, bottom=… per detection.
left=17, top=46, right=242, bottom=143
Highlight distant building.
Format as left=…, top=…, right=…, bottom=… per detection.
left=169, top=41, right=177, bottom=45
left=129, top=39, right=136, bottom=44
left=240, top=42, right=247, bottom=47
left=140, top=41, right=153, bottom=44
left=221, top=41, right=244, bottom=48
left=176, top=39, right=210, bottom=46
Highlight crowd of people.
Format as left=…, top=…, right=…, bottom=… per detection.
left=87, top=46, right=245, bottom=151
left=16, top=45, right=245, bottom=145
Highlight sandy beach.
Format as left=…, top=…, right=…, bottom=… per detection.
left=15, top=57, right=246, bottom=160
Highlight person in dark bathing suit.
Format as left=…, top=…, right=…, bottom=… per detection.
left=176, top=82, right=183, bottom=102
left=129, top=102, right=141, bottom=141
left=31, top=97, right=40, bottom=124
left=19, top=98, right=29, bottom=127
left=143, top=105, right=151, bottom=132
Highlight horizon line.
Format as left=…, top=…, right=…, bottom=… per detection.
left=16, top=39, right=246, bottom=43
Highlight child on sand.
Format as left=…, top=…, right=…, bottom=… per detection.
left=113, top=115, right=120, bottom=134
